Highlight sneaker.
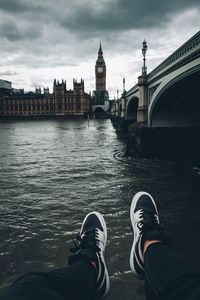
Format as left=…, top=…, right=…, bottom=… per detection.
left=129, top=192, right=170, bottom=279
left=69, top=212, right=110, bottom=298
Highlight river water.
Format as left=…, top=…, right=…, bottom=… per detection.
left=0, top=119, right=200, bottom=299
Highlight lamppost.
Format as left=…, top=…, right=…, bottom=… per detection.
left=122, top=78, right=126, bottom=118
left=142, top=40, right=148, bottom=75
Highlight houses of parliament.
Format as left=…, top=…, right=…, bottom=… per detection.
left=0, top=45, right=109, bottom=118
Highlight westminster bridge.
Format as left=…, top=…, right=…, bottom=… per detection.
left=112, top=30, right=200, bottom=128
left=111, top=31, right=200, bottom=159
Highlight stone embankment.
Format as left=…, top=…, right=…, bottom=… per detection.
left=110, top=116, right=200, bottom=161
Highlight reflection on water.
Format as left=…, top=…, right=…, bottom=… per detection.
left=0, top=119, right=200, bottom=299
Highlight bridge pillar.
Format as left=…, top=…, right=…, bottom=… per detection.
left=137, top=74, right=148, bottom=123
left=115, top=100, right=119, bottom=117
left=121, top=92, right=126, bottom=118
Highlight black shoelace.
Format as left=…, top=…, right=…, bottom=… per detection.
left=137, top=210, right=162, bottom=234
left=70, top=228, right=100, bottom=253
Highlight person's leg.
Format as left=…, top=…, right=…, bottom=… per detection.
left=0, top=261, right=96, bottom=300
left=0, top=211, right=110, bottom=300
left=129, top=191, right=200, bottom=300
left=67, top=211, right=110, bottom=299
left=144, top=242, right=200, bottom=300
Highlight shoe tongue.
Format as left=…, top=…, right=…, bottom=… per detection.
left=142, top=209, right=159, bottom=226
left=83, top=215, right=103, bottom=231
left=134, top=195, right=156, bottom=213
left=81, top=226, right=97, bottom=237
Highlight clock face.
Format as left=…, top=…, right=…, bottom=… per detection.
left=97, top=67, right=103, bottom=73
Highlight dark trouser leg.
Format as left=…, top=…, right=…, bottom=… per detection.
left=144, top=243, right=200, bottom=300
left=0, top=261, right=97, bottom=300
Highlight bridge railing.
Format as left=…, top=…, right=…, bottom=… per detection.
left=126, top=83, right=138, bottom=98
left=148, top=31, right=200, bottom=79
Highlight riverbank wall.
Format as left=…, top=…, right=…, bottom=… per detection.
left=0, top=113, right=109, bottom=121
left=110, top=116, right=200, bottom=161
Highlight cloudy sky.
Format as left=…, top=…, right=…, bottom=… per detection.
left=0, top=0, right=199, bottom=98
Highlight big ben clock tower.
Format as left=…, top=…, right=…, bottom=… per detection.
left=95, top=43, right=106, bottom=91
left=92, top=43, right=109, bottom=114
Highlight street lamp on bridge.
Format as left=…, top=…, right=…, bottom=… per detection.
left=142, top=39, right=148, bottom=75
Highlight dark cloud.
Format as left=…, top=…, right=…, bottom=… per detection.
left=0, top=0, right=45, bottom=14
left=0, top=16, right=41, bottom=41
left=0, top=21, right=22, bottom=40
left=1, top=0, right=200, bottom=39
left=0, top=20, right=40, bottom=41
left=0, top=0, right=30, bottom=13
left=58, top=0, right=200, bottom=34
left=0, top=0, right=199, bottom=84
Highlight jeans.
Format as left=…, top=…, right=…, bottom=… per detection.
left=144, top=243, right=200, bottom=300
left=1, top=243, right=200, bottom=300
left=0, top=261, right=96, bottom=300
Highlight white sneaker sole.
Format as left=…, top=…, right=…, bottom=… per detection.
left=81, top=211, right=110, bottom=298
left=129, top=192, right=158, bottom=278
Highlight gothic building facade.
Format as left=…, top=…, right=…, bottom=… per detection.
left=0, top=44, right=110, bottom=118
left=0, top=79, right=91, bottom=118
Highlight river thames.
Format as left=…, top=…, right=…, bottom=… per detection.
left=0, top=119, right=200, bottom=299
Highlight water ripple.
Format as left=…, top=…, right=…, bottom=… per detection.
left=0, top=120, right=200, bottom=300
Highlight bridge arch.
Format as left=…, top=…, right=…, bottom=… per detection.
left=94, top=107, right=106, bottom=117
left=149, top=67, right=200, bottom=127
left=126, top=97, right=138, bottom=120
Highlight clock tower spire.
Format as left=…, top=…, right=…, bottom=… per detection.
left=92, top=43, right=109, bottom=116
left=95, top=42, right=106, bottom=91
